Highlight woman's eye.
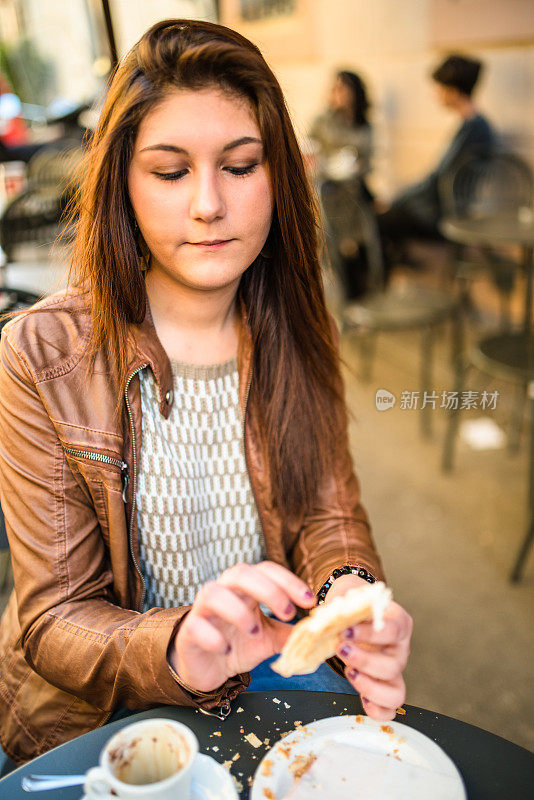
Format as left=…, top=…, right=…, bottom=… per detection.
left=225, top=164, right=259, bottom=177
left=153, top=169, right=188, bottom=182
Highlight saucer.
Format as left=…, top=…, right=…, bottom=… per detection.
left=191, top=753, right=238, bottom=799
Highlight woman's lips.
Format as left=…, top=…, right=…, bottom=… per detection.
left=189, top=239, right=233, bottom=250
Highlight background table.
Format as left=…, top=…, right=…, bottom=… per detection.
left=441, top=214, right=534, bottom=334
left=1, top=692, right=533, bottom=799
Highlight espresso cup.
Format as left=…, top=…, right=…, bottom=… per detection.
left=84, top=718, right=199, bottom=799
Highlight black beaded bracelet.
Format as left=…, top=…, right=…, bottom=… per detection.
left=317, top=565, right=376, bottom=604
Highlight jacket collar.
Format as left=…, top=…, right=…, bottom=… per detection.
left=130, top=295, right=253, bottom=419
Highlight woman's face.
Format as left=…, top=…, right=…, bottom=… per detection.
left=330, top=77, right=353, bottom=113
left=128, top=87, right=273, bottom=294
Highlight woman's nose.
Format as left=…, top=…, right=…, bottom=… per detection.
left=189, top=170, right=225, bottom=222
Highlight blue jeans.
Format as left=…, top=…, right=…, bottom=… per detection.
left=247, top=653, right=358, bottom=694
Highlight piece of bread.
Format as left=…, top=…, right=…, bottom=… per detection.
left=271, top=581, right=392, bottom=677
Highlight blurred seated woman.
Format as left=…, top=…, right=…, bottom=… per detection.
left=0, top=20, right=412, bottom=769
left=310, top=70, right=373, bottom=198
left=310, top=70, right=374, bottom=299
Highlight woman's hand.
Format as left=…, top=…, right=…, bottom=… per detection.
left=327, top=574, right=413, bottom=720
left=169, top=561, right=316, bottom=693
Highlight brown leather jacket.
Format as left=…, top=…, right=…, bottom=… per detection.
left=0, top=289, right=383, bottom=764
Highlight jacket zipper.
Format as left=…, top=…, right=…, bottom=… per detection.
left=124, top=363, right=148, bottom=612
left=63, top=448, right=129, bottom=500
left=242, top=369, right=266, bottom=555
left=199, top=700, right=232, bottom=720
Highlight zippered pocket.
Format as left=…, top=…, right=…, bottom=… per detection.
left=63, top=446, right=129, bottom=501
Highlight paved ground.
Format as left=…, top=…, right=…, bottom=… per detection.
left=1, top=259, right=533, bottom=759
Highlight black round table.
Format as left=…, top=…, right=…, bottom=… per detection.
left=1, top=692, right=532, bottom=799
left=441, top=214, right=534, bottom=334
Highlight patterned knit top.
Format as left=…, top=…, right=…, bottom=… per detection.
left=136, top=358, right=265, bottom=610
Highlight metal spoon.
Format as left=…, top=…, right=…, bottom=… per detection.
left=21, top=773, right=87, bottom=791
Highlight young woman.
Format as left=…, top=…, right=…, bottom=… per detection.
left=310, top=70, right=374, bottom=298
left=0, top=20, right=412, bottom=766
left=310, top=70, right=373, bottom=192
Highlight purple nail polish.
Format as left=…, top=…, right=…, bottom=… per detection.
left=362, top=696, right=370, bottom=704
left=284, top=602, right=295, bottom=617
left=344, top=627, right=355, bottom=639
left=347, top=668, right=359, bottom=680
left=303, top=590, right=314, bottom=600
left=339, top=644, right=352, bottom=658
left=225, top=644, right=232, bottom=655
left=250, top=624, right=260, bottom=636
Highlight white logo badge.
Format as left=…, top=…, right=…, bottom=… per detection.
left=375, top=389, right=396, bottom=411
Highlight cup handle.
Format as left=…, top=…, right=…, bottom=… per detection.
left=84, top=766, right=115, bottom=799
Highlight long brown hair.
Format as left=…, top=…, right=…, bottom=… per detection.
left=69, top=19, right=344, bottom=520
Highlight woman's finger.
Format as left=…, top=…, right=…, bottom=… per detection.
left=254, top=561, right=316, bottom=608
left=348, top=672, right=406, bottom=717
left=219, top=562, right=315, bottom=620
left=193, top=582, right=258, bottom=636
left=180, top=613, right=229, bottom=655
left=337, top=641, right=409, bottom=682
left=359, top=695, right=397, bottom=722
left=346, top=605, right=413, bottom=646
left=218, top=564, right=296, bottom=621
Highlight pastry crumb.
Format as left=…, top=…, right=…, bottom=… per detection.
left=272, top=697, right=281, bottom=704
left=236, top=706, right=244, bottom=713
left=289, top=753, right=316, bottom=780
left=245, top=732, right=263, bottom=748
left=261, top=759, right=273, bottom=777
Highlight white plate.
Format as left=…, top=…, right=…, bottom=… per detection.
left=250, top=715, right=466, bottom=800
left=80, top=753, right=238, bottom=800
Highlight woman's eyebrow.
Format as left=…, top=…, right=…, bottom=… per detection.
left=139, top=136, right=263, bottom=154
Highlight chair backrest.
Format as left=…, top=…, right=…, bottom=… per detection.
left=439, top=147, right=534, bottom=220
left=319, top=179, right=385, bottom=293
left=0, top=187, right=71, bottom=261
left=26, top=144, right=83, bottom=193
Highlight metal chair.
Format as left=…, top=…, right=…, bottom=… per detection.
left=440, top=151, right=534, bottom=580
left=0, top=145, right=80, bottom=311
left=439, top=148, right=534, bottom=329
left=321, top=180, right=464, bottom=438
